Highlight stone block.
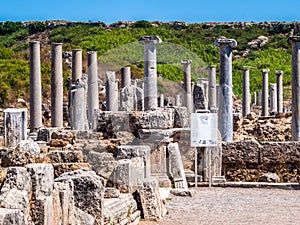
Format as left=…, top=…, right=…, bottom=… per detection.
left=115, top=145, right=151, bottom=179
left=84, top=151, right=117, bottom=181
left=37, top=127, right=59, bottom=143
left=0, top=167, right=31, bottom=210
left=174, top=106, right=190, bottom=128
left=120, top=86, right=135, bottom=111
left=74, top=207, right=95, bottom=225
left=47, top=150, right=85, bottom=163
left=113, top=158, right=144, bottom=193
left=0, top=208, right=26, bottom=225
left=104, top=188, right=120, bottom=199
left=52, top=163, right=91, bottom=178
left=55, top=169, right=105, bottom=225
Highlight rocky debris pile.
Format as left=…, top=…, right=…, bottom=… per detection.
left=222, top=140, right=300, bottom=182
left=248, top=36, right=269, bottom=49
left=233, top=112, right=292, bottom=142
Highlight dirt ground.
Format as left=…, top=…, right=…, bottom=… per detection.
left=139, top=187, right=300, bottom=225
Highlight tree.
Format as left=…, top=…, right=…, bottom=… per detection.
left=28, top=22, right=46, bottom=35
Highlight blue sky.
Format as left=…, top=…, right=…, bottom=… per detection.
left=1, top=0, right=300, bottom=24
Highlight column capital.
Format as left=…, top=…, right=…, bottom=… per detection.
left=51, top=42, right=62, bottom=46
left=261, top=69, right=270, bottom=73
left=214, top=37, right=237, bottom=48
left=288, top=36, right=300, bottom=44
left=138, top=36, right=162, bottom=45
left=208, top=65, right=216, bottom=69
left=275, top=70, right=283, bottom=75
left=29, top=40, right=40, bottom=45
left=181, top=59, right=192, bottom=64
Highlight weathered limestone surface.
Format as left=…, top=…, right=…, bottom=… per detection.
left=55, top=169, right=105, bottom=225
left=193, top=83, right=208, bottom=110
left=222, top=141, right=300, bottom=182
left=167, top=143, right=188, bottom=189
left=0, top=209, right=26, bottom=225
left=136, top=179, right=166, bottom=221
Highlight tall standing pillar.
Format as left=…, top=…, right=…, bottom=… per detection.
left=72, top=49, right=82, bottom=81
left=181, top=60, right=193, bottom=113
left=138, top=36, right=162, bottom=110
left=175, top=94, right=180, bottom=106
left=160, top=93, right=164, bottom=107
left=270, top=83, right=277, bottom=114
left=242, top=67, right=251, bottom=117
left=121, top=66, right=131, bottom=88
left=214, top=38, right=237, bottom=142
left=253, top=92, right=257, bottom=106
left=208, top=66, right=217, bottom=110
left=288, top=37, right=300, bottom=140
left=69, top=49, right=87, bottom=130
left=276, top=70, right=284, bottom=113
left=261, top=69, right=269, bottom=117
left=30, top=41, right=43, bottom=132
left=87, top=51, right=99, bottom=129
left=51, top=43, right=63, bottom=127
left=106, top=71, right=118, bottom=112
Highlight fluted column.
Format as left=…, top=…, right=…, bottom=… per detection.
left=242, top=67, right=251, bottom=117
left=87, top=51, right=99, bottom=129
left=30, top=41, right=43, bottom=132
left=181, top=59, right=193, bottom=113
left=51, top=43, right=63, bottom=127
left=138, top=36, right=162, bottom=110
left=276, top=70, right=283, bottom=113
left=261, top=69, right=269, bottom=117
left=288, top=37, right=300, bottom=140
left=214, top=37, right=237, bottom=142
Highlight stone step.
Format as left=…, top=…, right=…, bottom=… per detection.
left=104, top=194, right=139, bottom=225
left=185, top=170, right=203, bottom=184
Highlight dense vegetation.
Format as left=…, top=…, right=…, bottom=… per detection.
left=0, top=20, right=297, bottom=106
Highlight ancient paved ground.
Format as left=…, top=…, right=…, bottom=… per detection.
left=139, top=187, right=300, bottom=225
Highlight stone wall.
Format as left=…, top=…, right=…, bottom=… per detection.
left=222, top=140, right=300, bottom=182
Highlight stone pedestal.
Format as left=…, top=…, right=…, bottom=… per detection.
left=51, top=43, right=63, bottom=128
left=4, top=108, right=27, bottom=148
left=29, top=41, right=43, bottom=132
left=138, top=36, right=162, bottom=110
left=214, top=37, right=237, bottom=142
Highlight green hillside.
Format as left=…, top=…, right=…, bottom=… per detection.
left=0, top=20, right=297, bottom=106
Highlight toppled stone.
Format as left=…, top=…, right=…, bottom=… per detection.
left=259, top=173, right=280, bottom=183
left=136, top=179, right=167, bottom=221
left=170, top=188, right=193, bottom=197
left=248, top=36, right=269, bottom=49
left=50, top=130, right=74, bottom=147
left=52, top=163, right=91, bottom=178
left=104, top=188, right=120, bottom=199
left=74, top=207, right=95, bottom=225
left=37, top=128, right=59, bottom=143
left=55, top=169, right=105, bottom=225
left=47, top=150, right=85, bottom=163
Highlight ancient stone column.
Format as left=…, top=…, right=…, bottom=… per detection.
left=174, top=94, right=180, bottom=106
left=181, top=60, right=193, bottom=113
left=242, top=67, right=251, bottom=117
left=138, top=36, right=162, bottom=110
left=253, top=92, right=257, bottom=105
left=72, top=49, right=82, bottom=81
left=258, top=92, right=262, bottom=106
left=121, top=66, right=131, bottom=88
left=87, top=51, right=99, bottom=129
left=51, top=43, right=63, bottom=127
left=288, top=37, right=300, bottom=140
left=261, top=69, right=269, bottom=117
left=106, top=71, right=118, bottom=112
left=276, top=70, right=284, bottom=113
left=160, top=93, right=164, bottom=107
left=270, top=83, right=277, bottom=114
left=214, top=37, right=237, bottom=142
left=208, top=65, right=217, bottom=110
left=30, top=41, right=43, bottom=132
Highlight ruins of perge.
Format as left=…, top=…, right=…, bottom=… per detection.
left=1, top=34, right=300, bottom=225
